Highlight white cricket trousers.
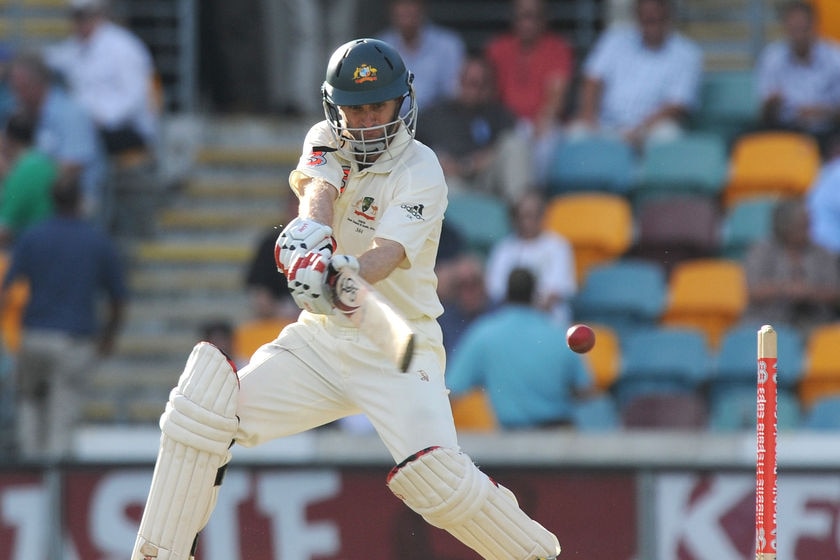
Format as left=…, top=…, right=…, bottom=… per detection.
left=235, top=314, right=459, bottom=462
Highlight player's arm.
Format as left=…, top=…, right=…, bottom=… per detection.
left=297, top=176, right=337, bottom=225
left=358, top=238, right=406, bottom=285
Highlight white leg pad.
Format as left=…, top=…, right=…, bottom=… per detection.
left=131, top=342, right=240, bottom=560
left=387, top=447, right=561, bottom=560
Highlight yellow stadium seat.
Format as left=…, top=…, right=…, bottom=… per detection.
left=450, top=389, right=497, bottom=432
left=661, top=258, right=747, bottom=349
left=542, top=193, right=634, bottom=282
left=0, top=252, right=28, bottom=353
left=582, top=324, right=621, bottom=392
left=799, top=323, right=840, bottom=410
left=813, top=0, right=840, bottom=42
left=233, top=317, right=292, bottom=360
left=723, top=131, right=821, bottom=207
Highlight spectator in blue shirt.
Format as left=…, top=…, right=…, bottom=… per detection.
left=1, top=176, right=127, bottom=460
left=808, top=133, right=840, bottom=254
left=445, top=267, right=593, bottom=429
left=8, top=49, right=106, bottom=219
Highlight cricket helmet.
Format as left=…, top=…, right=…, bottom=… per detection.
left=322, top=38, right=417, bottom=161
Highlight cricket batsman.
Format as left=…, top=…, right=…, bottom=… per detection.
left=131, top=37, right=561, bottom=560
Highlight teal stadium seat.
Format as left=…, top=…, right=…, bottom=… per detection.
left=719, top=196, right=777, bottom=260
left=708, top=323, right=804, bottom=431
left=692, top=70, right=760, bottom=144
left=633, top=133, right=728, bottom=203
left=444, top=191, right=510, bottom=256
left=572, top=259, right=667, bottom=339
left=802, top=396, right=840, bottom=430
left=545, top=136, right=637, bottom=197
left=613, top=326, right=710, bottom=411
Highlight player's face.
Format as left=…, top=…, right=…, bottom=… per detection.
left=339, top=99, right=401, bottom=140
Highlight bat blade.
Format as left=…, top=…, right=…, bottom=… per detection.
left=332, top=269, right=416, bottom=372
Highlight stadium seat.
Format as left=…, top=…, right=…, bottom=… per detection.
left=632, top=133, right=728, bottom=203
left=631, top=195, right=721, bottom=274
left=802, top=396, right=840, bottom=430
left=661, top=258, right=748, bottom=349
left=799, top=323, right=840, bottom=410
left=707, top=323, right=804, bottom=432
left=445, top=191, right=510, bottom=256
left=620, top=393, right=709, bottom=430
left=719, top=196, right=777, bottom=260
left=450, top=389, right=497, bottom=432
left=581, top=323, right=622, bottom=392
left=572, top=259, right=667, bottom=339
left=612, top=326, right=710, bottom=411
left=691, top=70, right=759, bottom=144
left=723, top=131, right=821, bottom=207
left=0, top=251, right=28, bottom=353
left=233, top=317, right=293, bottom=360
left=542, top=193, right=634, bottom=282
left=573, top=394, right=620, bottom=432
left=813, top=0, right=840, bottom=42
left=545, top=136, right=637, bottom=197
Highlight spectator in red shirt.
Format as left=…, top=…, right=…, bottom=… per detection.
left=484, top=0, right=574, bottom=137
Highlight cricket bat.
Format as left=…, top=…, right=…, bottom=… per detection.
left=331, top=269, right=416, bottom=372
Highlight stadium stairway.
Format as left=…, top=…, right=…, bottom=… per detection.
left=83, top=116, right=307, bottom=425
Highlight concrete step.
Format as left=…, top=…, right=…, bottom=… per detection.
left=157, top=207, right=281, bottom=230
left=134, top=240, right=254, bottom=265
left=184, top=176, right=290, bottom=199
left=129, top=265, right=244, bottom=294
left=195, top=145, right=299, bottom=167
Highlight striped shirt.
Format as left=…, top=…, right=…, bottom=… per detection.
left=583, top=25, right=703, bottom=130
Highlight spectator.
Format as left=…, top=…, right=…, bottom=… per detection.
left=265, top=0, right=358, bottom=117
left=756, top=0, right=840, bottom=153
left=570, top=0, right=703, bottom=150
left=377, top=0, right=466, bottom=110
left=808, top=133, right=840, bottom=253
left=484, top=189, right=577, bottom=326
left=46, top=0, right=159, bottom=157
left=200, top=319, right=247, bottom=368
left=437, top=252, right=489, bottom=357
left=743, top=197, right=840, bottom=334
left=485, top=0, right=574, bottom=134
left=8, top=49, right=106, bottom=218
left=0, top=112, right=58, bottom=247
left=416, top=55, right=532, bottom=203
left=0, top=177, right=127, bottom=460
left=446, top=267, right=592, bottom=430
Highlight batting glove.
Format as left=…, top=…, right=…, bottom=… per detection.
left=275, top=217, right=336, bottom=276
left=287, top=249, right=334, bottom=315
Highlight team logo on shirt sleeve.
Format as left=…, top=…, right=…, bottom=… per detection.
left=401, top=203, right=425, bottom=221
left=306, top=150, right=328, bottom=166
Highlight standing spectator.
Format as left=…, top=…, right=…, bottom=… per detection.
left=485, top=0, right=574, bottom=135
left=808, top=133, right=840, bottom=253
left=756, top=0, right=840, bottom=153
left=416, top=56, right=532, bottom=203
left=0, top=112, right=58, bottom=247
left=485, top=190, right=577, bottom=326
left=264, top=0, right=358, bottom=117
left=377, top=0, right=466, bottom=110
left=743, top=198, right=840, bottom=334
left=1, top=177, right=127, bottom=460
left=46, top=0, right=159, bottom=156
left=8, top=50, right=106, bottom=218
left=446, top=267, right=593, bottom=430
left=570, top=0, right=703, bottom=150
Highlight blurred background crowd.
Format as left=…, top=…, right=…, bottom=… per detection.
left=0, top=0, right=839, bottom=462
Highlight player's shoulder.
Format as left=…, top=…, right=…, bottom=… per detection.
left=303, top=121, right=340, bottom=150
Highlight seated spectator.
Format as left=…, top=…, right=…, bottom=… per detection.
left=1, top=177, right=127, bottom=460
left=437, top=252, right=489, bottom=357
left=485, top=0, right=574, bottom=135
left=808, top=133, right=840, bottom=253
left=446, top=267, right=593, bottom=430
left=8, top=49, right=106, bottom=218
left=569, top=0, right=703, bottom=150
left=377, top=0, right=466, bottom=110
left=416, top=56, right=532, bottom=203
left=484, top=190, right=577, bottom=326
left=46, top=0, right=158, bottom=157
left=743, top=197, right=840, bottom=334
left=0, top=112, right=58, bottom=247
left=756, top=0, right=840, bottom=154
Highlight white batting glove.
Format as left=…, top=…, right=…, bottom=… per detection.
left=275, top=217, right=335, bottom=276
left=287, top=249, right=334, bottom=315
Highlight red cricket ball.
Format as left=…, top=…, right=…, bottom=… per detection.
left=566, top=323, right=596, bottom=354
